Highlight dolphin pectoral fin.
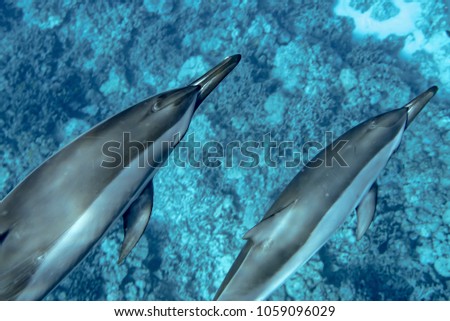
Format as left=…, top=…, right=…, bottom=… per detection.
left=243, top=201, right=296, bottom=243
left=0, top=228, right=9, bottom=245
left=356, top=183, right=378, bottom=240
left=118, top=182, right=154, bottom=264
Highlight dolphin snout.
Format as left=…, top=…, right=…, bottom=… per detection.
left=190, top=54, right=241, bottom=109
left=405, top=86, right=438, bottom=128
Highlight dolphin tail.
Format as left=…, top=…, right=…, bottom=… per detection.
left=405, top=86, right=438, bottom=128
left=190, top=54, right=241, bottom=110
left=214, top=241, right=253, bottom=300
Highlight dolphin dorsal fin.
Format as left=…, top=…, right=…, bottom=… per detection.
left=243, top=200, right=297, bottom=243
left=356, top=183, right=378, bottom=240
left=242, top=214, right=277, bottom=243
left=118, top=182, right=154, bottom=264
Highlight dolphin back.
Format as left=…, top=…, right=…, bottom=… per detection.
left=0, top=54, right=242, bottom=300
left=0, top=92, right=188, bottom=300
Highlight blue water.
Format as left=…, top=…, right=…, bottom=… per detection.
left=0, top=0, right=449, bottom=300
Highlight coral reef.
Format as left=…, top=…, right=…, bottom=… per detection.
left=0, top=0, right=448, bottom=300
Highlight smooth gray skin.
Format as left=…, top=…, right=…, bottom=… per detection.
left=215, top=86, right=438, bottom=301
left=0, top=54, right=241, bottom=300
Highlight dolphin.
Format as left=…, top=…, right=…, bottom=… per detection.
left=0, top=54, right=241, bottom=300
left=214, top=86, right=438, bottom=300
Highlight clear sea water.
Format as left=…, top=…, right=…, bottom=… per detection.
left=0, top=0, right=449, bottom=300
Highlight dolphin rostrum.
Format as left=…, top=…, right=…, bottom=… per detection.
left=0, top=54, right=241, bottom=300
left=214, top=86, right=438, bottom=300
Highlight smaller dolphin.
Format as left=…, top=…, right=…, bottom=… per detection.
left=0, top=54, right=241, bottom=300
left=214, top=86, right=438, bottom=300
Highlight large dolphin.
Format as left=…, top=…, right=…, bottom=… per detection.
left=0, top=54, right=241, bottom=300
left=215, top=86, right=438, bottom=300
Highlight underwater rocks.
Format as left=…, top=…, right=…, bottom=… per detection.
left=1, top=0, right=448, bottom=300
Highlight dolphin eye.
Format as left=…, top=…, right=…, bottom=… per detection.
left=151, top=99, right=165, bottom=112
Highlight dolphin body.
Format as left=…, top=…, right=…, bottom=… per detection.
left=215, top=86, right=438, bottom=300
left=0, top=54, right=241, bottom=300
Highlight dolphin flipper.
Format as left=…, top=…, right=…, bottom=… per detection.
left=118, top=182, right=154, bottom=264
left=356, top=183, right=378, bottom=240
left=0, top=229, right=9, bottom=245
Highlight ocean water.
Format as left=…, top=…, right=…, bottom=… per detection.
left=0, top=0, right=449, bottom=300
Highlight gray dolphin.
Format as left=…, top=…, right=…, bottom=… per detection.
left=0, top=54, right=241, bottom=300
left=215, top=86, right=438, bottom=300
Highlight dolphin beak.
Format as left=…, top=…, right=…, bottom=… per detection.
left=190, top=54, right=241, bottom=110
left=405, top=86, right=438, bottom=128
